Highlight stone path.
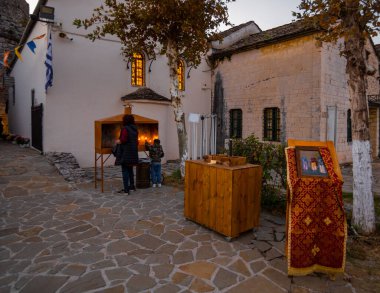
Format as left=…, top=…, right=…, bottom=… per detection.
left=0, top=141, right=375, bottom=292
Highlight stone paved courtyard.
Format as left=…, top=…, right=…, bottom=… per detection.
left=0, top=141, right=373, bottom=292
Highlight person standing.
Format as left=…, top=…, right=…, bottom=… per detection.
left=0, top=117, right=3, bottom=138
left=116, top=114, right=139, bottom=194
left=145, top=139, right=164, bottom=187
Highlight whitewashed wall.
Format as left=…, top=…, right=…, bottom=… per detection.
left=10, top=0, right=211, bottom=167
left=8, top=21, right=47, bottom=139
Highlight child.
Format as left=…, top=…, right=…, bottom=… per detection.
left=145, top=139, right=164, bottom=187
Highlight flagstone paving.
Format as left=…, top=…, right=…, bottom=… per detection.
left=0, top=141, right=376, bottom=292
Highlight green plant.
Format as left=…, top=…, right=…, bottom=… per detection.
left=231, top=134, right=287, bottom=213
left=15, top=136, right=25, bottom=144
left=164, top=169, right=184, bottom=187
left=6, top=134, right=15, bottom=141
left=170, top=169, right=182, bottom=180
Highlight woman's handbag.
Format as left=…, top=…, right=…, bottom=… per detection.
left=112, top=144, right=122, bottom=165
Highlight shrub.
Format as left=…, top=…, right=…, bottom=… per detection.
left=6, top=134, right=15, bottom=141
left=164, top=169, right=184, bottom=187
left=231, top=134, right=287, bottom=213
left=16, top=136, right=25, bottom=144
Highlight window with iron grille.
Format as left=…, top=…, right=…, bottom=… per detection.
left=229, top=109, right=242, bottom=138
left=263, top=107, right=280, bottom=142
left=177, top=60, right=185, bottom=91
left=347, top=109, right=352, bottom=142
left=131, top=53, right=145, bottom=86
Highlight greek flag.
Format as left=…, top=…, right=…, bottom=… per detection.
left=45, top=32, right=53, bottom=91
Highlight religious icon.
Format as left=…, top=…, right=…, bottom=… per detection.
left=295, top=146, right=329, bottom=178
left=318, top=158, right=326, bottom=173
left=310, top=157, right=318, bottom=171
left=302, top=156, right=309, bottom=171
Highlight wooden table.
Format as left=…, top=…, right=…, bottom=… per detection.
left=184, top=160, right=262, bottom=240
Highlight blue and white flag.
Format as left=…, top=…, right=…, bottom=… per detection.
left=45, top=32, right=53, bottom=91
left=27, top=40, right=37, bottom=54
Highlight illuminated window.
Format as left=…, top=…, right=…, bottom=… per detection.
left=131, top=53, right=145, bottom=86
left=230, top=109, right=242, bottom=138
left=263, top=107, right=281, bottom=142
left=347, top=109, right=352, bottom=142
left=177, top=60, right=185, bottom=91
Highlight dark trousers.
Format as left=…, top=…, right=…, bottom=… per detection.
left=121, top=165, right=135, bottom=191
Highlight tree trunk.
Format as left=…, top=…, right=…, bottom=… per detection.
left=167, top=40, right=188, bottom=177
left=343, top=7, right=376, bottom=234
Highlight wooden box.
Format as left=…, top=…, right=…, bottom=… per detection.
left=203, top=155, right=247, bottom=166
left=185, top=160, right=262, bottom=239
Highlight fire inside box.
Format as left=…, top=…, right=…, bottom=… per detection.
left=94, top=107, right=159, bottom=192
left=95, top=110, right=159, bottom=154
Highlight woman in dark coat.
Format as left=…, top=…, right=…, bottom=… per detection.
left=116, top=114, right=139, bottom=194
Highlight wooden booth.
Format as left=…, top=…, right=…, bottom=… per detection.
left=184, top=155, right=262, bottom=240
left=285, top=140, right=346, bottom=277
left=94, top=106, right=158, bottom=192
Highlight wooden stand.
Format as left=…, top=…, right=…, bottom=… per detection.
left=184, top=160, right=262, bottom=239
left=287, top=139, right=342, bottom=180
left=94, top=150, right=112, bottom=193
left=94, top=106, right=158, bottom=192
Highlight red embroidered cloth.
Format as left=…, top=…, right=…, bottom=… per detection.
left=285, top=147, right=347, bottom=276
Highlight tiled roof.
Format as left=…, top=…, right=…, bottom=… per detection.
left=121, top=87, right=170, bottom=102
left=212, top=20, right=319, bottom=59
left=219, top=21, right=261, bottom=38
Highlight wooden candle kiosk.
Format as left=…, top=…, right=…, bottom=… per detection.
left=184, top=155, right=262, bottom=240
left=94, top=106, right=158, bottom=192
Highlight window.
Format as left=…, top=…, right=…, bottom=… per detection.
left=131, top=52, right=145, bottom=86
left=177, top=60, right=185, bottom=91
left=263, top=107, right=281, bottom=142
left=347, top=109, right=352, bottom=142
left=230, top=109, right=242, bottom=138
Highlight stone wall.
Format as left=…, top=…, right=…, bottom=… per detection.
left=213, top=34, right=380, bottom=164
left=0, top=0, right=29, bottom=54
left=0, top=0, right=28, bottom=134
left=212, top=35, right=322, bottom=146
left=367, top=42, right=380, bottom=96
left=367, top=42, right=380, bottom=158
left=319, top=41, right=351, bottom=163
left=369, top=108, right=379, bottom=157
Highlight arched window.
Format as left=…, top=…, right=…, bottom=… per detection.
left=263, top=107, right=281, bottom=142
left=131, top=53, right=145, bottom=86
left=347, top=109, right=352, bottom=142
left=230, top=109, right=242, bottom=138
left=177, top=60, right=185, bottom=91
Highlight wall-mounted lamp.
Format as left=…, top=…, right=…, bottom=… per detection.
left=30, top=5, right=55, bottom=23
left=58, top=32, right=73, bottom=41
left=39, top=6, right=55, bottom=22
